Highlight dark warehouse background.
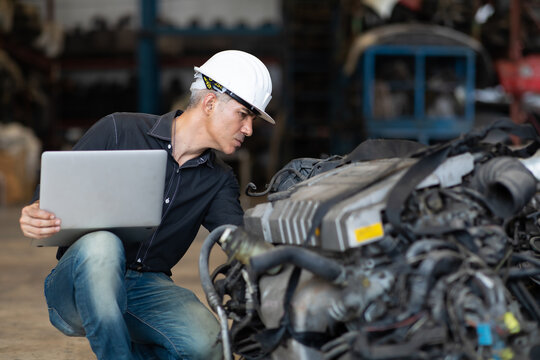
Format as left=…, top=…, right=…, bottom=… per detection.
left=0, top=0, right=539, bottom=206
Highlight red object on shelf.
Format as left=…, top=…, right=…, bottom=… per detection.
left=496, top=55, right=540, bottom=94
left=399, top=0, right=422, bottom=11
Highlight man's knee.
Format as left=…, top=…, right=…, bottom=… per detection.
left=164, top=302, right=223, bottom=360
left=73, top=231, right=125, bottom=269
left=188, top=332, right=223, bottom=360
left=70, top=231, right=127, bottom=310
left=184, top=306, right=223, bottom=360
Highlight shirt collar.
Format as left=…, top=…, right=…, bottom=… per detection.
left=147, top=110, right=214, bottom=168
left=147, top=110, right=180, bottom=141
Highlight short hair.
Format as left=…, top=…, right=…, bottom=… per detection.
left=186, top=89, right=232, bottom=110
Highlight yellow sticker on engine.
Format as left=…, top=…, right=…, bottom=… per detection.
left=354, top=222, right=384, bottom=243
left=503, top=312, right=520, bottom=334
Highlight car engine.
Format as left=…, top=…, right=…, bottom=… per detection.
left=199, top=120, right=540, bottom=360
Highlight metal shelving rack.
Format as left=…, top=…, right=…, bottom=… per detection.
left=281, top=0, right=339, bottom=159
left=361, top=44, right=476, bottom=144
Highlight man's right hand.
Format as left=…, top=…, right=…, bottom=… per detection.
left=19, top=201, right=61, bottom=239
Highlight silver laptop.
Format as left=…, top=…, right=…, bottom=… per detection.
left=32, top=149, right=167, bottom=247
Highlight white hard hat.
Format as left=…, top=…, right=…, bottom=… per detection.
left=192, top=50, right=274, bottom=124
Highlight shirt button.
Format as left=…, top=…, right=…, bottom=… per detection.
left=167, top=144, right=172, bottom=149
left=165, top=198, right=170, bottom=204
left=176, top=169, right=180, bottom=173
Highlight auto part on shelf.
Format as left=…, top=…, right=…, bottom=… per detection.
left=201, top=121, right=540, bottom=360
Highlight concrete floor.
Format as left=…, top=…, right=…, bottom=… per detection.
left=0, top=205, right=227, bottom=360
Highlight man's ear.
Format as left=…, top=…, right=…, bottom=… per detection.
left=202, top=93, right=217, bottom=115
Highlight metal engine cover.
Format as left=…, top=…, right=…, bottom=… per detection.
left=244, top=159, right=409, bottom=251
left=244, top=153, right=474, bottom=252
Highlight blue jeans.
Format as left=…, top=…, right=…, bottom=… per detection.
left=44, top=231, right=223, bottom=360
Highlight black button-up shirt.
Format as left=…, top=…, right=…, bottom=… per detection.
left=47, top=110, right=244, bottom=275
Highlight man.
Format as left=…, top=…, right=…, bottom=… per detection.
left=19, top=50, right=274, bottom=359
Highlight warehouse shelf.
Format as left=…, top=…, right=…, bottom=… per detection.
left=361, top=44, right=476, bottom=144
left=282, top=0, right=339, bottom=160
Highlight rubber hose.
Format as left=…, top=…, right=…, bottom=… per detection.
left=198, top=224, right=237, bottom=360
left=472, top=157, right=537, bottom=218
left=249, top=246, right=345, bottom=283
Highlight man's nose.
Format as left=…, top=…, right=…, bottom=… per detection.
left=241, top=117, right=254, bottom=137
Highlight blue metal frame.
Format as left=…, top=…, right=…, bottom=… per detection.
left=362, top=45, right=476, bottom=144
left=138, top=0, right=159, bottom=114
